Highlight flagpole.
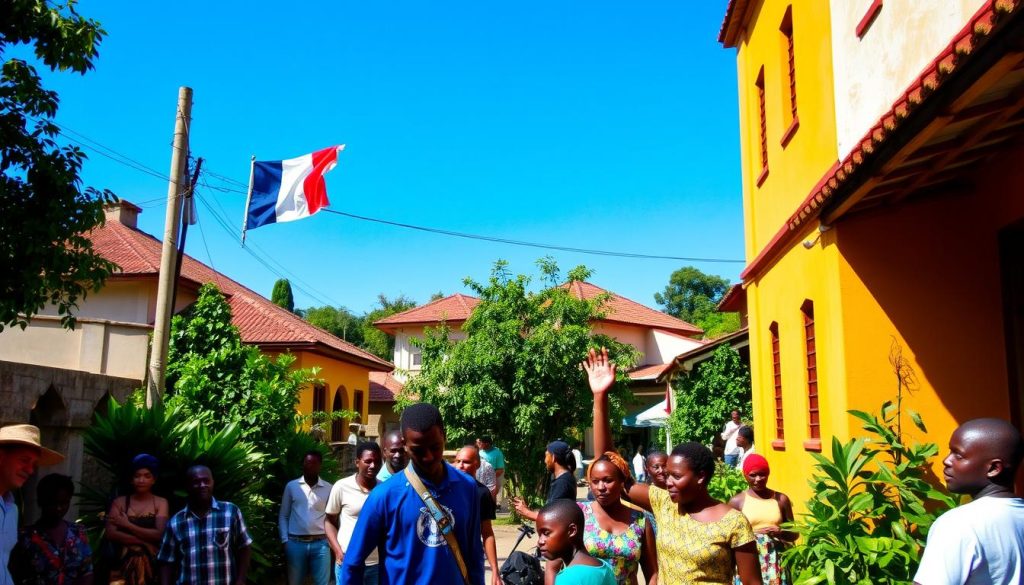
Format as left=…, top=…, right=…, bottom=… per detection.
left=241, top=155, right=255, bottom=245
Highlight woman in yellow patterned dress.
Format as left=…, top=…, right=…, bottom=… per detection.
left=583, top=348, right=763, bottom=585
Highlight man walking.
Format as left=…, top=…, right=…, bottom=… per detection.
left=325, top=442, right=382, bottom=585
left=914, top=418, right=1024, bottom=585
left=0, top=424, right=63, bottom=585
left=476, top=436, right=505, bottom=509
left=375, top=430, right=408, bottom=482
left=158, top=465, right=252, bottom=585
left=279, top=451, right=332, bottom=585
left=454, top=445, right=500, bottom=585
left=342, top=403, right=484, bottom=585
left=721, top=410, right=743, bottom=467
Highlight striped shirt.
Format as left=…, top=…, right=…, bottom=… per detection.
left=157, top=498, right=252, bottom=585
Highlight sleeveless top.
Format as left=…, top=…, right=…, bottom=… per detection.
left=740, top=492, right=783, bottom=531
left=578, top=501, right=646, bottom=585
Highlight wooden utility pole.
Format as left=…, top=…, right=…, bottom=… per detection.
left=146, top=86, right=193, bottom=407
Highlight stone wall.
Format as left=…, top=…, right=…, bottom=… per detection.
left=0, top=360, right=138, bottom=522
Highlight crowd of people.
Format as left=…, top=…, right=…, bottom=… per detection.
left=0, top=347, right=1021, bottom=584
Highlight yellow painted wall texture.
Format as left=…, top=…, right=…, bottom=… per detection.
left=271, top=350, right=373, bottom=442
left=729, top=0, right=1024, bottom=507
left=747, top=226, right=849, bottom=507
left=734, top=0, right=839, bottom=257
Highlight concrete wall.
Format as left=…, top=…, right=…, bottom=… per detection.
left=0, top=360, right=137, bottom=522
left=0, top=316, right=151, bottom=380
left=830, top=0, right=987, bottom=159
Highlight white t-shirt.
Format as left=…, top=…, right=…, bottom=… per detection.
left=326, top=474, right=379, bottom=566
left=572, top=449, right=583, bottom=471
left=632, top=453, right=645, bottom=477
left=914, top=496, right=1024, bottom=585
left=722, top=420, right=741, bottom=455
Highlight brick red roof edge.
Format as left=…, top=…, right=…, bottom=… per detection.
left=89, top=214, right=393, bottom=371
left=374, top=293, right=480, bottom=327
left=369, top=371, right=403, bottom=402
left=741, top=0, right=1022, bottom=281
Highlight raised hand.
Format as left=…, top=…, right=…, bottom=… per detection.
left=581, top=347, right=616, bottom=395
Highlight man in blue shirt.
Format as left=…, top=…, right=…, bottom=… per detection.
left=342, top=403, right=484, bottom=585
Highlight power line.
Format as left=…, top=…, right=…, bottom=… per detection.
left=195, top=192, right=342, bottom=308
left=319, top=209, right=744, bottom=263
left=197, top=176, right=344, bottom=306
left=47, top=121, right=745, bottom=264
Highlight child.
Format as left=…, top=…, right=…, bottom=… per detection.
left=536, top=499, right=616, bottom=585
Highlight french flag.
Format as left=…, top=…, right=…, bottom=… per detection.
left=244, top=145, right=344, bottom=234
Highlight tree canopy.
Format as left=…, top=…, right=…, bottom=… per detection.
left=666, top=343, right=751, bottom=447
left=271, top=278, right=295, bottom=312
left=1, top=0, right=116, bottom=331
left=654, top=265, right=740, bottom=338
left=301, top=293, right=416, bottom=360
left=403, top=259, right=639, bottom=500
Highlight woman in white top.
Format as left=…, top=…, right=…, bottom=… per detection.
left=325, top=442, right=382, bottom=585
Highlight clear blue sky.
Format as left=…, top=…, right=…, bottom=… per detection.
left=41, top=1, right=743, bottom=314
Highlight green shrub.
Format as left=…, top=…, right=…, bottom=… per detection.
left=708, top=461, right=747, bottom=502
left=666, top=344, right=752, bottom=447
left=81, top=399, right=271, bottom=578
left=782, top=403, right=956, bottom=585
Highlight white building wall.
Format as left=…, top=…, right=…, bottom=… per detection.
left=391, top=326, right=466, bottom=382
left=830, top=0, right=986, bottom=159
left=591, top=322, right=649, bottom=364
left=646, top=329, right=705, bottom=364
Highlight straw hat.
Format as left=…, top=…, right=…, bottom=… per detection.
left=0, top=425, right=64, bottom=466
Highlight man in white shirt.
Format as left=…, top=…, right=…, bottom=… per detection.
left=476, top=456, right=498, bottom=500
left=632, top=446, right=646, bottom=483
left=721, top=409, right=742, bottom=467
left=914, top=418, right=1024, bottom=585
left=279, top=450, right=333, bottom=585
left=325, top=442, right=381, bottom=585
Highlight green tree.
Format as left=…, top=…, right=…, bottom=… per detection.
left=1, top=0, right=117, bottom=332
left=271, top=278, right=295, bottom=312
left=167, top=283, right=316, bottom=455
left=666, top=344, right=751, bottom=446
left=403, top=259, right=639, bottom=500
left=654, top=266, right=739, bottom=338
left=303, top=305, right=365, bottom=345
left=361, top=293, right=417, bottom=360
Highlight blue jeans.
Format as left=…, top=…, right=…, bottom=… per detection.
left=724, top=454, right=739, bottom=467
left=335, top=561, right=379, bottom=585
left=286, top=538, right=330, bottom=585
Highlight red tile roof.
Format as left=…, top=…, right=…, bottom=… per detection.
left=376, top=283, right=703, bottom=337
left=561, top=281, right=703, bottom=336
left=718, top=0, right=753, bottom=47
left=369, top=371, right=404, bottom=402
left=627, top=363, right=674, bottom=382
left=89, top=207, right=393, bottom=371
left=717, top=283, right=746, bottom=313
left=740, top=0, right=1024, bottom=281
left=374, top=294, right=480, bottom=333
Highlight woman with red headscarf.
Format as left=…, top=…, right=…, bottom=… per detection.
left=728, top=454, right=796, bottom=585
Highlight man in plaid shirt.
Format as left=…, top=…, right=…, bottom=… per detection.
left=158, top=465, right=252, bottom=585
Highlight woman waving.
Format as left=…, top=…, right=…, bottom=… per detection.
left=584, top=348, right=762, bottom=585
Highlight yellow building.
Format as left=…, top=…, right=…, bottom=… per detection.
left=720, top=0, right=1024, bottom=505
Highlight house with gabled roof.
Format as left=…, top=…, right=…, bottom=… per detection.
left=0, top=201, right=394, bottom=449
left=373, top=281, right=707, bottom=450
